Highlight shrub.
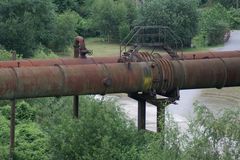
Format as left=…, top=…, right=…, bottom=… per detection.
left=0, top=0, right=56, bottom=57
left=47, top=11, right=79, bottom=52
left=0, top=101, right=37, bottom=124
left=14, top=123, right=49, bottom=160
left=196, top=4, right=231, bottom=46
left=45, top=96, right=146, bottom=160
left=138, top=0, right=199, bottom=47
left=228, top=8, right=240, bottom=29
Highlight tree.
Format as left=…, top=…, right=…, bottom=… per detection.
left=0, top=0, right=56, bottom=57
left=212, top=0, right=239, bottom=8
left=198, top=4, right=230, bottom=45
left=46, top=97, right=146, bottom=160
left=90, top=0, right=137, bottom=41
left=53, top=0, right=88, bottom=16
left=47, top=11, right=80, bottom=52
left=138, top=0, right=199, bottom=47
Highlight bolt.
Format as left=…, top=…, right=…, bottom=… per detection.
left=103, top=77, right=112, bottom=87
left=151, top=63, right=155, bottom=68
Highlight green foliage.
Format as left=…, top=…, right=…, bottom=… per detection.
left=14, top=123, right=49, bottom=160
left=1, top=95, right=240, bottom=160
left=90, top=0, right=137, bottom=42
left=228, top=8, right=240, bottom=29
left=48, top=11, right=79, bottom=52
left=140, top=104, right=240, bottom=160
left=45, top=96, right=146, bottom=160
left=213, top=0, right=239, bottom=9
left=199, top=0, right=208, bottom=6
left=0, top=100, right=49, bottom=160
left=196, top=4, right=230, bottom=46
left=33, top=46, right=59, bottom=59
left=140, top=114, right=183, bottom=160
left=0, top=101, right=36, bottom=124
left=183, top=103, right=240, bottom=160
left=0, top=115, right=9, bottom=146
left=0, top=118, right=9, bottom=160
left=53, top=0, right=88, bottom=17
left=192, top=32, right=207, bottom=47
left=119, top=23, right=130, bottom=41
left=138, top=0, right=199, bottom=47
left=0, top=0, right=56, bottom=57
left=0, top=49, right=13, bottom=60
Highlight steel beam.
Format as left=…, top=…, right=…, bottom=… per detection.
left=138, top=100, right=146, bottom=130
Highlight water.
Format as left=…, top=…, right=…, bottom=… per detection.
left=117, top=30, right=240, bottom=132
left=167, top=30, right=240, bottom=130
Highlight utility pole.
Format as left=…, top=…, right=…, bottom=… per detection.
left=9, top=51, right=17, bottom=160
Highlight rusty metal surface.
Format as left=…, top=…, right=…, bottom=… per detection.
left=172, top=58, right=240, bottom=90
left=0, top=63, right=152, bottom=99
left=0, top=57, right=118, bottom=68
left=0, top=51, right=239, bottom=68
left=0, top=57, right=240, bottom=100
left=180, top=50, right=240, bottom=60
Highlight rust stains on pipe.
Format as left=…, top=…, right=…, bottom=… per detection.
left=0, top=63, right=153, bottom=99
left=180, top=50, right=240, bottom=60
left=0, top=51, right=240, bottom=68
left=171, top=58, right=240, bottom=90
left=0, top=57, right=240, bottom=100
left=0, top=57, right=118, bottom=68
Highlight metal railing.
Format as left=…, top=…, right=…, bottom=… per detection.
left=120, top=26, right=183, bottom=58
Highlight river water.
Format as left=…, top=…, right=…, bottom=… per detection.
left=116, top=30, right=240, bottom=132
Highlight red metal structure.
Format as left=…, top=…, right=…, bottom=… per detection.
left=3, top=36, right=240, bottom=160
left=4, top=36, right=240, bottom=159
left=0, top=50, right=239, bottom=68
left=0, top=57, right=239, bottom=100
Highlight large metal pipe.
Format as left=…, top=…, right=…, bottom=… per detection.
left=0, top=51, right=240, bottom=68
left=0, top=57, right=239, bottom=100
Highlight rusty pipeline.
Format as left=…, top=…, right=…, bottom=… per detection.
left=0, top=57, right=239, bottom=100
left=0, top=51, right=239, bottom=68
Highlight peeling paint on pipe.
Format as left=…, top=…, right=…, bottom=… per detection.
left=0, top=51, right=240, bottom=68
left=0, top=57, right=240, bottom=100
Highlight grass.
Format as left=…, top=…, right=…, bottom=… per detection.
left=85, top=38, right=218, bottom=56
left=62, top=37, right=224, bottom=57
left=86, top=38, right=121, bottom=56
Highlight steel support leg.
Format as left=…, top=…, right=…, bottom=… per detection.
left=73, top=95, right=79, bottom=118
left=9, top=100, right=16, bottom=160
left=138, top=100, right=146, bottom=130
left=157, top=106, right=165, bottom=132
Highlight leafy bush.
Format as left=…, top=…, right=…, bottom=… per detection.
left=140, top=103, right=240, bottom=160
left=47, top=11, right=79, bottom=52
left=138, top=0, right=199, bottom=47
left=183, top=103, right=240, bottom=160
left=44, top=96, right=146, bottom=160
left=33, top=46, right=59, bottom=59
left=212, top=0, right=239, bottom=9
left=192, top=32, right=207, bottom=47
left=14, top=123, right=49, bottom=160
left=0, top=101, right=48, bottom=160
left=0, top=101, right=36, bottom=124
left=90, top=0, right=136, bottom=42
left=0, top=49, right=22, bottom=61
left=0, top=0, right=56, bottom=57
left=228, top=8, right=240, bottom=29
left=0, top=115, right=9, bottom=146
left=196, top=4, right=230, bottom=46
left=119, top=23, right=130, bottom=41
left=0, top=116, right=9, bottom=160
